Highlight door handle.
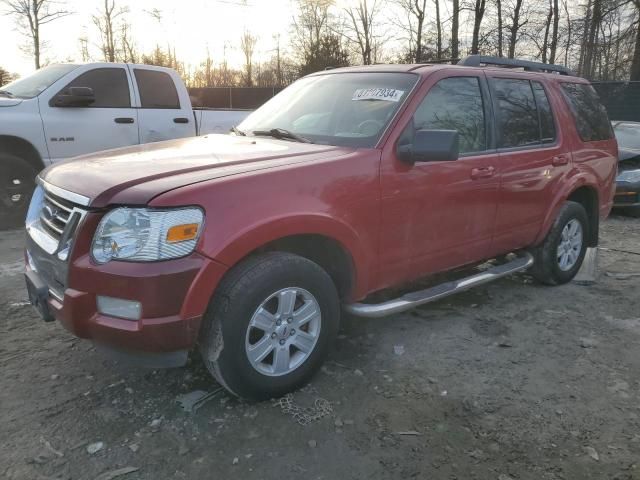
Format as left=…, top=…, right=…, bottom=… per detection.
left=114, top=117, right=134, bottom=124
left=552, top=154, right=569, bottom=166
left=470, top=166, right=495, bottom=179
left=173, top=117, right=189, bottom=124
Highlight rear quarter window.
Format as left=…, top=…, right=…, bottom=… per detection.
left=561, top=83, right=612, bottom=142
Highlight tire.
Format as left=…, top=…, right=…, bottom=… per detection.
left=530, top=201, right=589, bottom=285
left=0, top=153, right=38, bottom=230
left=199, top=252, right=340, bottom=400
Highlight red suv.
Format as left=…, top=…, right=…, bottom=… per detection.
left=25, top=56, right=617, bottom=400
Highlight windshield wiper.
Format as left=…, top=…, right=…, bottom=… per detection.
left=0, top=90, right=14, bottom=98
left=252, top=128, right=312, bottom=144
left=230, top=125, right=246, bottom=136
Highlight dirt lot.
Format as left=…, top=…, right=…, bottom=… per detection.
left=2, top=216, right=640, bottom=480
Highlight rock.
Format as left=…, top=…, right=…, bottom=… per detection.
left=393, top=345, right=405, bottom=356
left=232, top=457, right=239, bottom=465
left=584, top=446, right=599, bottom=461
left=440, top=390, right=448, bottom=396
left=125, top=387, right=133, bottom=394
left=149, top=418, right=162, bottom=428
left=128, top=443, right=139, bottom=453
left=86, top=442, right=104, bottom=455
left=308, top=440, right=317, bottom=448
left=50, top=374, right=59, bottom=380
left=580, top=337, right=598, bottom=348
left=334, top=418, right=344, bottom=427
left=354, top=369, right=364, bottom=376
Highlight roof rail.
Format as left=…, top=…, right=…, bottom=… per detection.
left=458, top=55, right=575, bottom=76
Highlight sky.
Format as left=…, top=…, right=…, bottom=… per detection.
left=0, top=0, right=299, bottom=76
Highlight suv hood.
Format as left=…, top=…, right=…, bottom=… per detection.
left=0, top=97, right=23, bottom=107
left=40, top=134, right=351, bottom=207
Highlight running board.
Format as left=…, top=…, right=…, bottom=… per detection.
left=344, top=252, right=534, bottom=318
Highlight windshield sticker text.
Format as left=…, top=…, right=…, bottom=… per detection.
left=352, top=88, right=405, bottom=102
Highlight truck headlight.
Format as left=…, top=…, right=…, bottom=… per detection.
left=91, top=207, right=204, bottom=264
left=618, top=169, right=640, bottom=183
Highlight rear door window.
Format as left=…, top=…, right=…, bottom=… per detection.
left=493, top=78, right=540, bottom=148
left=412, top=76, right=487, bottom=154
left=62, top=68, right=130, bottom=108
left=134, top=69, right=180, bottom=109
left=561, top=82, right=612, bottom=141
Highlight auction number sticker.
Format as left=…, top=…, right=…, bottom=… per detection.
left=352, top=88, right=405, bottom=102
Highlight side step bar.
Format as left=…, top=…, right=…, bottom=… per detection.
left=344, top=252, right=534, bottom=318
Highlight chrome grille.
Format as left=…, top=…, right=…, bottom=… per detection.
left=39, top=191, right=76, bottom=240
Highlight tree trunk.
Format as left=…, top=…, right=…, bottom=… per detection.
left=578, top=0, right=593, bottom=75
left=471, top=0, right=486, bottom=55
left=631, top=19, right=640, bottom=80
left=415, top=3, right=424, bottom=63
left=497, top=0, right=503, bottom=57
left=549, top=0, right=559, bottom=63
left=507, top=0, right=523, bottom=58
left=451, top=0, right=459, bottom=62
left=434, top=0, right=442, bottom=59
left=563, top=0, right=571, bottom=66
left=34, top=27, right=40, bottom=69
left=542, top=0, right=553, bottom=63
left=582, top=0, right=602, bottom=78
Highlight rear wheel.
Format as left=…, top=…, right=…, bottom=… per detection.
left=530, top=201, right=589, bottom=285
left=0, top=153, right=38, bottom=230
left=199, top=252, right=340, bottom=400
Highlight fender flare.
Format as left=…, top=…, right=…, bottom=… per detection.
left=535, top=175, right=599, bottom=246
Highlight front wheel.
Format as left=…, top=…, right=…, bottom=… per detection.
left=0, top=153, right=38, bottom=230
left=530, top=201, right=589, bottom=285
left=199, top=252, right=340, bottom=400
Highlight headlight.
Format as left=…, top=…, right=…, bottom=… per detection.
left=618, top=169, right=640, bottom=183
left=91, top=207, right=204, bottom=264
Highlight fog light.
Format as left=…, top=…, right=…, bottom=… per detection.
left=97, top=296, right=141, bottom=320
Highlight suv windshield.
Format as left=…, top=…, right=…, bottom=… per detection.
left=238, top=72, right=418, bottom=148
left=1, top=64, right=79, bottom=99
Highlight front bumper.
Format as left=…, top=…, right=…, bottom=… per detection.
left=26, top=212, right=229, bottom=365
left=614, top=180, right=640, bottom=207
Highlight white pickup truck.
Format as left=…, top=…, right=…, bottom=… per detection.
left=0, top=62, right=250, bottom=225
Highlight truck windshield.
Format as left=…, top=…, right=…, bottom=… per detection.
left=1, top=64, right=79, bottom=99
left=238, top=72, right=419, bottom=148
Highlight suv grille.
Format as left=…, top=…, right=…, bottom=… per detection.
left=40, top=191, right=77, bottom=241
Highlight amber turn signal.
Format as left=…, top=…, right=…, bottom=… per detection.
left=166, top=223, right=200, bottom=243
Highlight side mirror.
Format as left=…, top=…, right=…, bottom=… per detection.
left=52, top=87, right=95, bottom=107
left=398, top=129, right=460, bottom=163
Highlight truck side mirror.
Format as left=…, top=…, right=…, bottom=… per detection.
left=51, top=87, right=96, bottom=107
left=397, top=129, right=460, bottom=164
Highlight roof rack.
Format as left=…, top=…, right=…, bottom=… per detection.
left=458, top=55, right=575, bottom=76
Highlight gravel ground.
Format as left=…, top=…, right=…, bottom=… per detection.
left=2, top=215, right=640, bottom=480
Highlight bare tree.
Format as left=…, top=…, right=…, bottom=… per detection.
left=344, top=0, right=383, bottom=65
left=629, top=0, right=640, bottom=79
left=542, top=0, right=553, bottom=62
left=0, top=66, right=19, bottom=85
left=3, top=0, right=71, bottom=69
left=470, top=0, right=488, bottom=55
left=240, top=31, right=257, bottom=87
left=496, top=0, right=504, bottom=56
left=549, top=0, right=560, bottom=63
left=394, top=0, right=428, bottom=62
left=92, top=0, right=129, bottom=63
left=452, top=0, right=460, bottom=61
left=506, top=0, right=526, bottom=58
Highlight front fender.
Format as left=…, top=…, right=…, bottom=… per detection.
left=200, top=213, right=371, bottom=299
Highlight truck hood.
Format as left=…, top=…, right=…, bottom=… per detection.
left=0, top=97, right=23, bottom=107
left=40, top=134, right=351, bottom=207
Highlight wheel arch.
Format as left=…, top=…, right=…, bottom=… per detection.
left=0, top=135, right=46, bottom=173
left=537, top=181, right=600, bottom=247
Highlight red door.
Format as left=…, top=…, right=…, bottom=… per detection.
left=486, top=74, right=573, bottom=255
left=377, top=72, right=500, bottom=290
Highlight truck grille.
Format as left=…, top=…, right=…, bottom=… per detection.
left=39, top=190, right=77, bottom=241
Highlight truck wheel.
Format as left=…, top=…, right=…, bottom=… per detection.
left=530, top=201, right=589, bottom=285
left=0, top=153, right=37, bottom=230
left=199, top=252, right=340, bottom=400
